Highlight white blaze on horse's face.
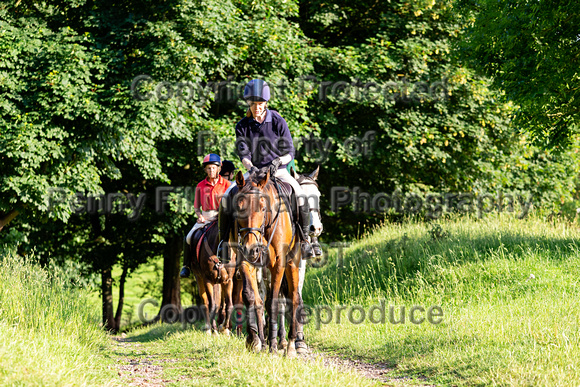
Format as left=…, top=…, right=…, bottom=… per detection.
left=300, top=181, right=323, bottom=237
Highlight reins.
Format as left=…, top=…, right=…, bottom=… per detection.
left=236, top=176, right=295, bottom=266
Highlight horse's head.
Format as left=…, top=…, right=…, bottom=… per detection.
left=234, top=168, right=273, bottom=264
left=292, top=166, right=323, bottom=236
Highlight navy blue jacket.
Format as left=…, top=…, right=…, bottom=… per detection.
left=235, top=109, right=295, bottom=169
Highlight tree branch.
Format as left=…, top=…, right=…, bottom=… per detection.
left=0, top=209, right=20, bottom=232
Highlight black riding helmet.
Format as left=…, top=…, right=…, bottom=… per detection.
left=219, top=160, right=236, bottom=176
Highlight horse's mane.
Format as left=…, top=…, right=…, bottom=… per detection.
left=295, top=173, right=319, bottom=188
left=239, top=167, right=276, bottom=194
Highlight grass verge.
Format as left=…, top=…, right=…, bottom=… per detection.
left=0, top=251, right=117, bottom=386
left=302, top=214, right=580, bottom=386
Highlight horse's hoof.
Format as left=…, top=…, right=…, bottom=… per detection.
left=286, top=340, right=297, bottom=358
left=278, top=340, right=288, bottom=351
left=246, top=337, right=262, bottom=353
left=205, top=329, right=212, bottom=336
left=220, top=328, right=231, bottom=336
left=212, top=330, right=219, bottom=336
left=295, top=340, right=308, bottom=355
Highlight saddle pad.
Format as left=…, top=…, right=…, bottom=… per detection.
left=195, top=221, right=216, bottom=262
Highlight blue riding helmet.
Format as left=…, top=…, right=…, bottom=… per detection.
left=243, top=79, right=270, bottom=102
left=202, top=153, right=221, bottom=167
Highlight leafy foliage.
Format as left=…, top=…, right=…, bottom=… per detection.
left=458, top=0, right=580, bottom=144
left=295, top=0, right=579, bottom=236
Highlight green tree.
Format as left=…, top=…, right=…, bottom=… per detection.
left=0, top=0, right=317, bottom=327
left=295, top=0, right=578, bottom=236
left=458, top=0, right=580, bottom=144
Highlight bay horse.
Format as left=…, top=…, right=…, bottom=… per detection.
left=233, top=167, right=302, bottom=356
left=187, top=221, right=236, bottom=334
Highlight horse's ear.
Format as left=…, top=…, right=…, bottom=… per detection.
left=257, top=169, right=270, bottom=190
left=290, top=166, right=298, bottom=179
left=236, top=171, right=245, bottom=187
left=309, top=165, right=320, bottom=180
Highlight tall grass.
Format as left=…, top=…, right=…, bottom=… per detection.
left=303, top=214, right=580, bottom=305
left=0, top=251, right=116, bottom=386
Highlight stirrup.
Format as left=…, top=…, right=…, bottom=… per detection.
left=301, top=237, right=314, bottom=259
left=311, top=236, right=323, bottom=256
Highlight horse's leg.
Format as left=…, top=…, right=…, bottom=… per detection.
left=258, top=267, right=268, bottom=340
left=233, top=276, right=244, bottom=336
left=205, top=280, right=219, bottom=334
left=278, top=276, right=289, bottom=351
left=194, top=273, right=211, bottom=334
left=267, top=263, right=285, bottom=353
left=219, top=280, right=234, bottom=336
left=239, top=262, right=262, bottom=352
left=294, top=291, right=308, bottom=354
left=254, top=268, right=266, bottom=349
left=284, top=261, right=301, bottom=358
left=217, top=284, right=226, bottom=328
left=264, top=277, right=273, bottom=348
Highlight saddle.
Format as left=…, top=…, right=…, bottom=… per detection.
left=191, top=221, right=217, bottom=264
left=271, top=176, right=298, bottom=226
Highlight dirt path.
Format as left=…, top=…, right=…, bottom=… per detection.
left=300, top=350, right=412, bottom=386
left=113, top=336, right=173, bottom=387
left=112, top=334, right=419, bottom=386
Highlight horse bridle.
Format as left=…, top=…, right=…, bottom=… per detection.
left=236, top=188, right=280, bottom=266
left=236, top=176, right=317, bottom=265
left=297, top=176, right=322, bottom=220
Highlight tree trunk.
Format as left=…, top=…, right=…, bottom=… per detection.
left=160, top=234, right=182, bottom=321
left=101, top=268, right=117, bottom=332
left=114, top=265, right=128, bottom=329
left=0, top=209, right=19, bottom=232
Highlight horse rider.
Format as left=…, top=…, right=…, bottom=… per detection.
left=219, top=160, right=237, bottom=182
left=216, top=78, right=322, bottom=262
left=180, top=153, right=231, bottom=278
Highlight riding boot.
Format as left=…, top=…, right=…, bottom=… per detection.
left=299, top=203, right=314, bottom=259
left=311, top=236, right=323, bottom=256
left=180, top=238, right=191, bottom=278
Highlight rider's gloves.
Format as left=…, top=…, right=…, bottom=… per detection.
left=270, top=157, right=282, bottom=175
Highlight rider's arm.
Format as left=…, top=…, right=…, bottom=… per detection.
left=235, top=121, right=253, bottom=166
left=193, top=184, right=206, bottom=223
left=272, top=113, right=296, bottom=161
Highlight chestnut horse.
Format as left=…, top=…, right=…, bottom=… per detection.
left=260, top=166, right=322, bottom=352
left=233, top=167, right=302, bottom=356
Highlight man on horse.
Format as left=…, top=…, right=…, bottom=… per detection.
left=180, top=153, right=231, bottom=278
